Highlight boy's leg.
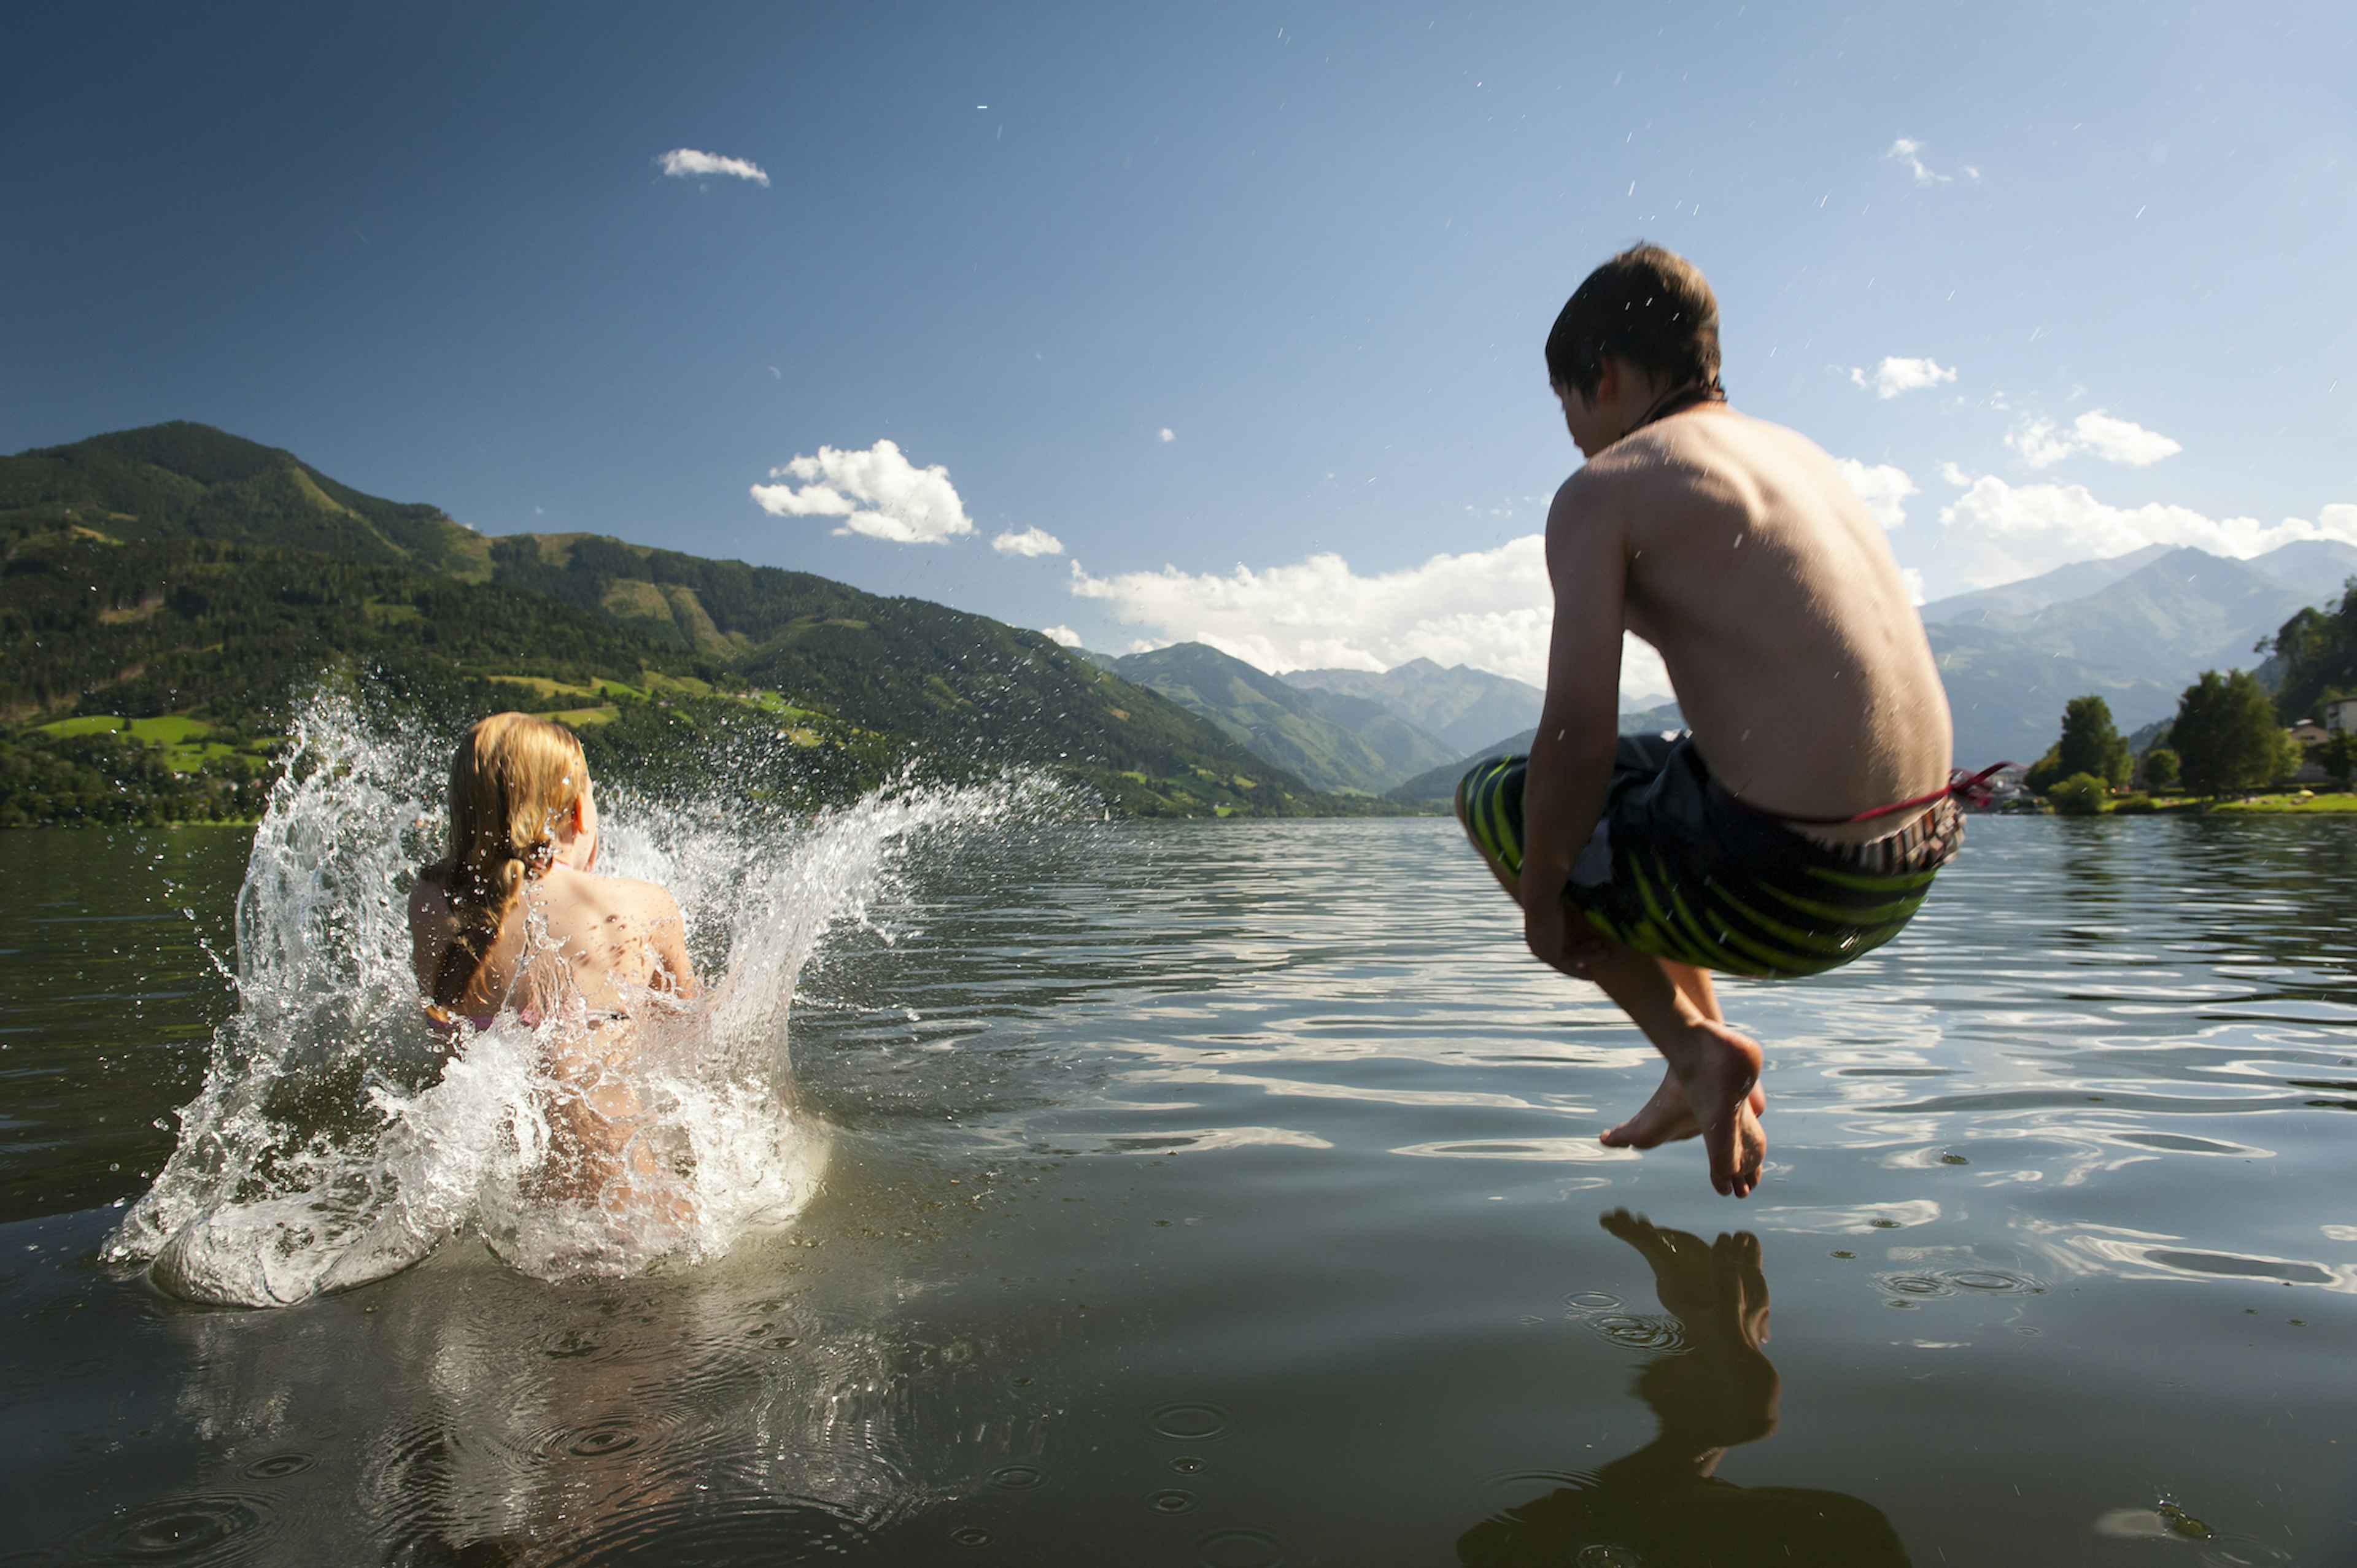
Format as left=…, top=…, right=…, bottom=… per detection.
left=1567, top=940, right=1765, bottom=1198
left=1668, top=961, right=1721, bottom=1022
left=1601, top=957, right=1766, bottom=1167
left=1457, top=808, right=1765, bottom=1197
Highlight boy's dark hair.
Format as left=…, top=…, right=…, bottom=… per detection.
left=1545, top=244, right=1721, bottom=401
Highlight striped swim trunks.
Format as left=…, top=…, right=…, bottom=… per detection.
left=1455, top=732, right=1961, bottom=979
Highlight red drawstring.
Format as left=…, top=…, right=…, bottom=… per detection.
left=1732, top=760, right=2016, bottom=826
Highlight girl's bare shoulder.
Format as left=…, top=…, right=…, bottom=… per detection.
left=563, top=870, right=685, bottom=928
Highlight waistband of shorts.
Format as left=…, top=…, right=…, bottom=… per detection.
left=1785, top=795, right=1964, bottom=874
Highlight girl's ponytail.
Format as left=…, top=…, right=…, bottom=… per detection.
left=422, top=714, right=590, bottom=1008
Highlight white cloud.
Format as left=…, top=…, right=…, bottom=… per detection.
left=2007, top=410, right=2183, bottom=469
left=1159, top=427, right=1175, bottom=442
left=1900, top=567, right=1927, bottom=606
left=1849, top=356, right=1957, bottom=400
left=1042, top=624, right=1083, bottom=647
left=1067, top=537, right=1672, bottom=700
left=992, top=525, right=1065, bottom=557
left=1885, top=137, right=1974, bottom=187
left=1835, top=459, right=1919, bottom=530
left=1939, top=476, right=2357, bottom=586
left=749, top=439, right=974, bottom=544
left=2075, top=412, right=2182, bottom=466
left=658, top=148, right=770, bottom=185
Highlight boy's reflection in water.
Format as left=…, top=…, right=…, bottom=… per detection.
left=1460, top=1209, right=1910, bottom=1568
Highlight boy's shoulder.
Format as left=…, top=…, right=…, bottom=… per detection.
left=1554, top=409, right=1831, bottom=527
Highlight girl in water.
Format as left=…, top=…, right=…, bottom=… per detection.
left=408, top=712, right=698, bottom=1211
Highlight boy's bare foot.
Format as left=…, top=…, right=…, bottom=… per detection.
left=1600, top=1064, right=1765, bottom=1149
left=1606, top=1019, right=1765, bottom=1197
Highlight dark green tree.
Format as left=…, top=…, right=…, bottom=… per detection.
left=2026, top=695, right=2132, bottom=793
left=2046, top=773, right=2109, bottom=816
left=2140, top=746, right=2180, bottom=792
left=2172, top=670, right=2294, bottom=796
left=2318, top=732, right=2357, bottom=791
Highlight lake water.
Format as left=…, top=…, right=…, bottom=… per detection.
left=4, top=807, right=2353, bottom=1566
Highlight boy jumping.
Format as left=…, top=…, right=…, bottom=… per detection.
left=1457, top=244, right=1960, bottom=1199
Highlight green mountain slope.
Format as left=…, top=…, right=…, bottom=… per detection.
left=0, top=535, right=728, bottom=729
left=0, top=422, right=492, bottom=579
left=482, top=534, right=1330, bottom=808
left=1933, top=549, right=2315, bottom=690
left=1279, top=658, right=1545, bottom=754
left=1104, top=642, right=1457, bottom=794
left=1927, top=621, right=2179, bottom=768
left=1384, top=701, right=1687, bottom=804
left=1, top=423, right=1351, bottom=821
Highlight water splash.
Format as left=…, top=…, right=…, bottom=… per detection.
left=102, top=693, right=1055, bottom=1305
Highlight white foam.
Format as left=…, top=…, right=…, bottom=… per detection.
left=103, top=692, right=1047, bottom=1305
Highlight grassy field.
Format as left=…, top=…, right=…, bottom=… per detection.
left=36, top=714, right=269, bottom=774
left=2200, top=790, right=2357, bottom=813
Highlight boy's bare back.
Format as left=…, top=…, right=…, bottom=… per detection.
left=1550, top=406, right=1952, bottom=838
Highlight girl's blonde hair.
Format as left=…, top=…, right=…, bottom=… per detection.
left=424, top=712, right=590, bottom=1006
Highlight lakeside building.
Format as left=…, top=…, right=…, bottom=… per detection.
left=2324, top=697, right=2357, bottom=735
left=1973, top=764, right=2031, bottom=810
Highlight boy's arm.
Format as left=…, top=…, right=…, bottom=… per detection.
left=1520, top=477, right=1628, bottom=968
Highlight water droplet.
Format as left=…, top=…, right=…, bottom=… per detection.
left=1563, top=1291, right=1621, bottom=1311
left=1949, top=1269, right=2038, bottom=1293
left=1148, top=1488, right=1198, bottom=1513
left=952, top=1525, right=993, bottom=1547
left=84, top=1496, right=269, bottom=1560
left=1171, top=1456, right=1207, bottom=1475
left=565, top=1427, right=641, bottom=1458
left=1574, top=1547, right=1644, bottom=1568
left=1151, top=1402, right=1231, bottom=1440
left=988, top=1466, right=1045, bottom=1491
left=1197, top=1526, right=1288, bottom=1568
left=240, top=1453, right=313, bottom=1480
left=1475, top=1470, right=1600, bottom=1515
left=1585, top=1313, right=1688, bottom=1353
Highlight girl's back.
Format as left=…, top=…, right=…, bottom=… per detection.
left=405, top=713, right=695, bottom=1024
left=409, top=862, right=695, bottom=1022
left=404, top=713, right=699, bottom=1214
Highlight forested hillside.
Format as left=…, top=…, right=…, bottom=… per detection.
left=1105, top=641, right=1459, bottom=794
left=0, top=422, right=491, bottom=577
left=2263, top=577, right=2357, bottom=722
left=1, top=423, right=1361, bottom=824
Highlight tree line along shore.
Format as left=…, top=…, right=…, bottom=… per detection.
left=2001, top=586, right=2357, bottom=816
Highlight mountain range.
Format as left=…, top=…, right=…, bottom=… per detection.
left=0, top=423, right=1366, bottom=819
left=1104, top=538, right=2356, bottom=794
left=1918, top=541, right=2357, bottom=765
left=10, top=420, right=2347, bottom=822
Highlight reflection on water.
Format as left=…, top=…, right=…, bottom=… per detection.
left=134, top=1240, right=928, bottom=1565
left=1463, top=1211, right=1907, bottom=1567
left=4, top=813, right=2357, bottom=1561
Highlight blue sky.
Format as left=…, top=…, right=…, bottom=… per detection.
left=7, top=1, right=2353, bottom=692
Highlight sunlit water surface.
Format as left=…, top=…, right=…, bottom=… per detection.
left=4, top=774, right=2355, bottom=1564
